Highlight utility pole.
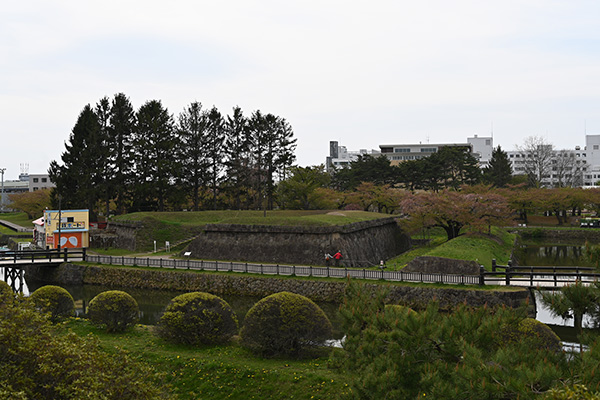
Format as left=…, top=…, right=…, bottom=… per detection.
left=57, top=194, right=62, bottom=250
left=0, top=168, right=5, bottom=212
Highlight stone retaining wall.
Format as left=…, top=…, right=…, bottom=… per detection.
left=24, top=263, right=531, bottom=311
left=186, top=218, right=410, bottom=267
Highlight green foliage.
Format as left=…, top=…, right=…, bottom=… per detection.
left=425, top=228, right=516, bottom=270
left=29, top=285, right=75, bottom=322
left=499, top=317, right=562, bottom=353
left=63, top=318, right=350, bottom=400
left=483, top=145, right=513, bottom=188
left=0, top=293, right=164, bottom=399
left=586, top=241, right=600, bottom=269
left=7, top=189, right=52, bottom=219
left=277, top=165, right=331, bottom=209
left=88, top=290, right=139, bottom=333
left=158, top=292, right=238, bottom=345
left=0, top=281, right=14, bottom=307
left=396, top=146, right=481, bottom=191
left=334, top=280, right=569, bottom=399
left=240, top=291, right=333, bottom=357
left=332, top=154, right=395, bottom=191
left=545, top=384, right=600, bottom=399
left=539, top=282, right=600, bottom=340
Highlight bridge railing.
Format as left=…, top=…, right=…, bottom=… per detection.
left=0, top=248, right=87, bottom=264
left=485, top=260, right=600, bottom=287
left=85, top=254, right=482, bottom=286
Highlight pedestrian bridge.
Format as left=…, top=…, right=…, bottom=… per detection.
left=1, top=249, right=86, bottom=293
left=0, top=248, right=86, bottom=266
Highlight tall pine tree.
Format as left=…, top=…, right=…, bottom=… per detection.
left=108, top=93, right=136, bottom=214
left=49, top=105, right=103, bottom=220
left=132, top=100, right=178, bottom=212
left=177, top=101, right=209, bottom=211
left=483, top=145, right=513, bottom=187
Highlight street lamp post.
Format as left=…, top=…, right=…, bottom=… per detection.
left=57, top=194, right=62, bottom=250
left=0, top=168, right=5, bottom=212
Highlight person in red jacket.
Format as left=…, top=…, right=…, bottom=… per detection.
left=333, top=250, right=343, bottom=267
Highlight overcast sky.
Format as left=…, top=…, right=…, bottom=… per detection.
left=2, top=1, right=600, bottom=180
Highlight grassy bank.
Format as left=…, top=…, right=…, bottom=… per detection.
left=0, top=211, right=34, bottom=229
left=386, top=227, right=515, bottom=271
left=113, top=210, right=389, bottom=227
left=112, top=210, right=391, bottom=252
left=62, top=319, right=350, bottom=400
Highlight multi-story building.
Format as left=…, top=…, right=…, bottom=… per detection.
left=327, top=135, right=493, bottom=171
left=506, top=135, right=600, bottom=188
left=467, top=135, right=494, bottom=168
left=378, top=142, right=475, bottom=165
left=28, top=173, right=55, bottom=192
left=325, top=141, right=380, bottom=172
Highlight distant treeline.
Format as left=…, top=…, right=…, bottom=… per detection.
left=49, top=93, right=297, bottom=219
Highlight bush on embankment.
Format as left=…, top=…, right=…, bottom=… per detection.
left=0, top=290, right=164, bottom=399
left=157, top=292, right=238, bottom=345
left=24, top=262, right=531, bottom=311
left=29, top=285, right=75, bottom=322
left=88, top=290, right=139, bottom=333
left=241, top=291, right=333, bottom=358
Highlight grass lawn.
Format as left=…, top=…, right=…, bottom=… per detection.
left=112, top=210, right=391, bottom=252
left=385, top=227, right=515, bottom=271
left=62, top=319, right=351, bottom=400
left=0, top=211, right=34, bottom=228
left=113, top=210, right=389, bottom=227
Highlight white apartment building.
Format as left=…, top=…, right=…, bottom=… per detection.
left=507, top=135, right=600, bottom=188
left=326, top=135, right=493, bottom=171
left=326, top=141, right=380, bottom=172
left=379, top=142, right=474, bottom=165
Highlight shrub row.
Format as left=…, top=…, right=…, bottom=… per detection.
left=27, top=284, right=333, bottom=357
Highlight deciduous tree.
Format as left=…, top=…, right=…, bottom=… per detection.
left=516, top=135, right=554, bottom=188
left=8, top=189, right=51, bottom=219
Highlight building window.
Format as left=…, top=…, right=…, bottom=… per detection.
left=33, top=178, right=39, bottom=183
left=485, top=139, right=491, bottom=145
left=42, top=178, right=47, bottom=183
left=394, top=148, right=410, bottom=153
left=420, top=148, right=437, bottom=153
left=33, top=187, right=38, bottom=191
left=595, top=145, right=599, bottom=150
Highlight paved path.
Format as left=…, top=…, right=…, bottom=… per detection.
left=0, top=219, right=33, bottom=233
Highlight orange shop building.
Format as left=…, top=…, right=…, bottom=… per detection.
left=42, top=209, right=89, bottom=249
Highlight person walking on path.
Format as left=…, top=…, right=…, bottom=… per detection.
left=333, top=250, right=343, bottom=267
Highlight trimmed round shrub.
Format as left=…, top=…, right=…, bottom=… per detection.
left=29, top=285, right=75, bottom=322
left=157, top=292, right=238, bottom=345
left=88, top=290, right=139, bottom=333
left=240, top=291, right=333, bottom=357
left=0, top=280, right=14, bottom=307
left=501, top=318, right=561, bottom=352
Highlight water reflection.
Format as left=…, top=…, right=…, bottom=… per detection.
left=514, top=239, right=593, bottom=267
left=20, top=278, right=345, bottom=339
left=1, top=268, right=587, bottom=344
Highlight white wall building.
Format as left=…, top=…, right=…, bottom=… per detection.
left=467, top=135, right=494, bottom=168
left=326, top=141, right=380, bottom=172
left=28, top=174, right=55, bottom=192
left=506, top=135, right=600, bottom=188
left=379, top=142, right=474, bottom=164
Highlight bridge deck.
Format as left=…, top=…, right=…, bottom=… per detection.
left=0, top=257, right=84, bottom=266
